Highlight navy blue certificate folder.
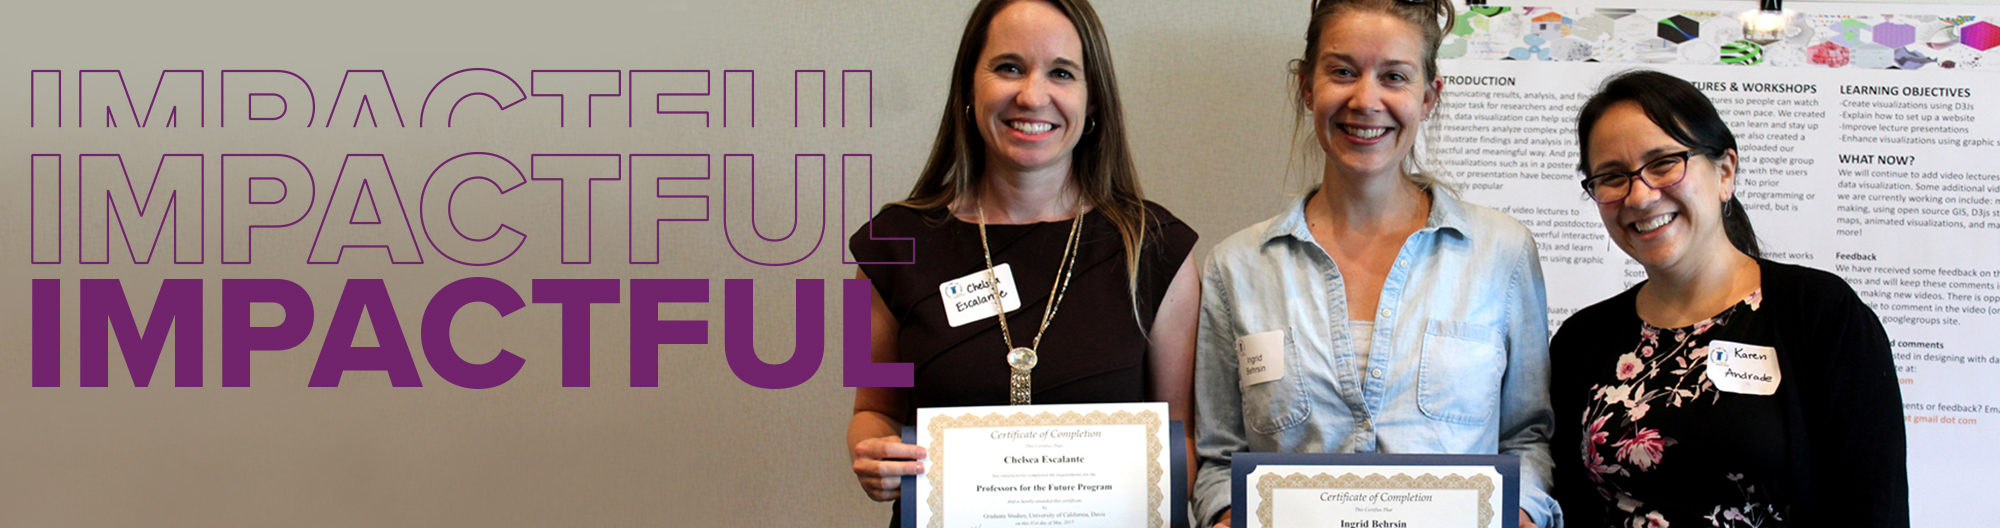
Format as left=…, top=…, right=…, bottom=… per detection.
left=1228, top=453, right=1519, bottom=528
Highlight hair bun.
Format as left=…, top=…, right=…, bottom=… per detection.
left=1315, top=0, right=1435, bottom=10
left=1313, top=0, right=1452, bottom=31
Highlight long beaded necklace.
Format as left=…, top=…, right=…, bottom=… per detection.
left=976, top=201, right=1084, bottom=405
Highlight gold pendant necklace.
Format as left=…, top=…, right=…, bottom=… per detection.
left=977, top=201, right=1084, bottom=405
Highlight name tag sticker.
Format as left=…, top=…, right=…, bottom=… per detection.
left=939, top=263, right=1022, bottom=328
left=1706, top=340, right=1782, bottom=395
left=1237, top=330, right=1287, bottom=387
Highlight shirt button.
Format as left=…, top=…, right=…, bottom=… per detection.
left=1371, top=368, right=1383, bottom=378
left=1397, top=258, right=1409, bottom=267
left=1359, top=417, right=1372, bottom=429
left=1378, top=308, right=1393, bottom=318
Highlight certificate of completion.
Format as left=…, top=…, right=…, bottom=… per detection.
left=1231, top=453, right=1518, bottom=528
left=913, top=402, right=1171, bottom=528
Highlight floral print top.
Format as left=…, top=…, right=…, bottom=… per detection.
left=1572, top=289, right=1792, bottom=528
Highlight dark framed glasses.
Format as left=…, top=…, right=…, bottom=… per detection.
left=1580, top=150, right=1702, bottom=204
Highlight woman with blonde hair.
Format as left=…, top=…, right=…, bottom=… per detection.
left=1192, top=1, right=1556, bottom=527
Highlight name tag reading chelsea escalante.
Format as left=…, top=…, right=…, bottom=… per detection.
left=912, top=402, right=1174, bottom=528
left=939, top=263, right=1024, bottom=328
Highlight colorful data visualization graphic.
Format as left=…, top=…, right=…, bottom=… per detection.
left=1444, top=6, right=1992, bottom=70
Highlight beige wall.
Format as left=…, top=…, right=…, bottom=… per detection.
left=0, top=1, right=1304, bottom=526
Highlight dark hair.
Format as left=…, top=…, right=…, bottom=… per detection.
left=1575, top=70, right=1761, bottom=259
left=896, top=0, right=1153, bottom=316
left=1291, top=0, right=1456, bottom=189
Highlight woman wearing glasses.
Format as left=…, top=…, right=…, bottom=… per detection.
left=1192, top=1, right=1555, bottom=527
left=1550, top=70, right=1908, bottom=527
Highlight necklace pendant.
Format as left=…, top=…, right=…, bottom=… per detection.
left=1010, top=369, right=1033, bottom=405
left=1006, top=347, right=1038, bottom=371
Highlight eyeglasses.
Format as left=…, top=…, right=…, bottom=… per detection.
left=1580, top=150, right=1700, bottom=204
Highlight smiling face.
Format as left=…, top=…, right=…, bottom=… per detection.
left=1586, top=101, right=1740, bottom=273
left=1303, top=11, right=1441, bottom=182
left=972, top=1, right=1089, bottom=178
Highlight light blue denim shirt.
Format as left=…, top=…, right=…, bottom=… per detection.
left=1192, top=187, right=1559, bottom=527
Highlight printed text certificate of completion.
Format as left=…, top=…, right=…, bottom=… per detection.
left=1244, top=464, right=1505, bottom=528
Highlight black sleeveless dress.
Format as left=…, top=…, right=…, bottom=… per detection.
left=850, top=201, right=1198, bottom=421
left=849, top=202, right=1196, bottom=527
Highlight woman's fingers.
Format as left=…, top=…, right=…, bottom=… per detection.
left=859, top=471, right=901, bottom=502
left=854, top=457, right=926, bottom=478
left=854, top=460, right=925, bottom=501
left=866, top=487, right=898, bottom=502
left=855, top=436, right=928, bottom=461
left=852, top=436, right=929, bottom=502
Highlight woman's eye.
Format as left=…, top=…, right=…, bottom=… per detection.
left=995, top=63, right=1022, bottom=74
left=1385, top=72, right=1409, bottom=82
left=1051, top=68, right=1075, bottom=80
left=1329, top=67, right=1355, bottom=79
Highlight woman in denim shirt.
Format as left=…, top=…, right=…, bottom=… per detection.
left=1190, top=1, right=1555, bottom=527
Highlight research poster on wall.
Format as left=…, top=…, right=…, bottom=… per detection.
left=1431, top=2, right=1998, bottom=525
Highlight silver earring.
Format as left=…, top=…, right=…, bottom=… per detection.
left=1722, top=199, right=1734, bottom=217
left=1083, top=117, right=1096, bottom=134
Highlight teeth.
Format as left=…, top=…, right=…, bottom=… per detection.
left=1009, top=121, right=1054, bottom=135
left=1634, top=213, right=1676, bottom=233
left=1341, top=125, right=1389, bottom=139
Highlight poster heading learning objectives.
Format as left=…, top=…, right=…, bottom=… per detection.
left=23, top=68, right=915, bottom=391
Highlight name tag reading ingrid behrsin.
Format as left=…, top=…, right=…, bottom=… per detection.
left=1237, top=330, right=1288, bottom=386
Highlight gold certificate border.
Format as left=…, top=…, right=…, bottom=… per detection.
left=923, top=409, right=1165, bottom=528
left=1254, top=471, right=1495, bottom=528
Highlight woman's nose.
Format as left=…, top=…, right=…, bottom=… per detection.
left=1347, top=79, right=1384, bottom=112
left=1015, top=76, right=1051, bottom=108
left=1622, top=175, right=1662, bottom=207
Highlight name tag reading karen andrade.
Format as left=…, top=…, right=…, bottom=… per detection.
left=1705, top=340, right=1782, bottom=395
left=1232, top=453, right=1520, bottom=528
left=913, top=402, right=1172, bottom=528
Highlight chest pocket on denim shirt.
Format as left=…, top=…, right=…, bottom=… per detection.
left=1240, top=327, right=1310, bottom=434
left=1417, top=319, right=1506, bottom=425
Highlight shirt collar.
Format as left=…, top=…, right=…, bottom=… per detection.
left=1261, top=184, right=1472, bottom=244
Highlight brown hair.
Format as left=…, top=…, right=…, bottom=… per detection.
left=1289, top=0, right=1457, bottom=189
left=1576, top=70, right=1760, bottom=259
left=895, top=0, right=1156, bottom=323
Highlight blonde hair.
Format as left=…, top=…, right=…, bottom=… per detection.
left=1288, top=0, right=1457, bottom=192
